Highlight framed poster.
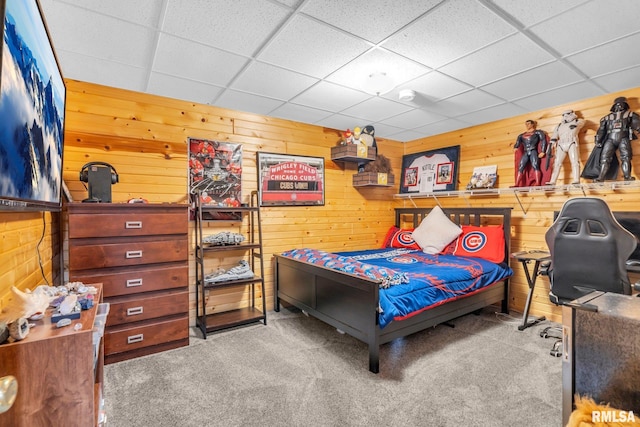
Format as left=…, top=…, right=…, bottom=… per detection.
left=188, top=138, right=242, bottom=206
left=257, top=152, right=324, bottom=207
left=400, top=145, right=460, bottom=193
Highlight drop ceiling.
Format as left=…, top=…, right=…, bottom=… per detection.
left=39, top=0, right=640, bottom=142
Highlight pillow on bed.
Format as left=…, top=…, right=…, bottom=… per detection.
left=381, top=226, right=421, bottom=250
left=441, top=225, right=505, bottom=263
left=411, top=206, right=462, bottom=254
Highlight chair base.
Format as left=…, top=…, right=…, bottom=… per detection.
left=540, top=325, right=563, bottom=357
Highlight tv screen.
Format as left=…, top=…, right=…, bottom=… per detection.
left=0, top=0, right=66, bottom=211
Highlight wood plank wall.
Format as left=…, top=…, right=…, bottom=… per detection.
left=1, top=79, right=639, bottom=327
left=404, top=86, right=640, bottom=323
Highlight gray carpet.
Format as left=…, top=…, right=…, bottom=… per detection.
left=104, top=307, right=562, bottom=427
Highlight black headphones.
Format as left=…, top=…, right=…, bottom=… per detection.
left=79, top=162, right=119, bottom=184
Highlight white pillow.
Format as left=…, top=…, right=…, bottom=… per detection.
left=411, top=206, right=462, bottom=254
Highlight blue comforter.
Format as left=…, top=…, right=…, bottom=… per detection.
left=281, top=247, right=513, bottom=328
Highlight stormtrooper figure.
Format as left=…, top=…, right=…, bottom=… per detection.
left=546, top=110, right=585, bottom=184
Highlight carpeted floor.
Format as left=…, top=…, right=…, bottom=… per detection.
left=104, top=307, right=562, bottom=427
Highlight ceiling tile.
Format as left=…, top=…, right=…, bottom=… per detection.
left=430, top=89, right=504, bottom=117
left=393, top=71, right=472, bottom=102
left=439, top=33, right=555, bottom=86
left=340, top=97, right=413, bottom=123
left=530, top=0, right=640, bottom=56
left=325, top=48, right=430, bottom=94
left=457, top=102, right=528, bottom=126
left=39, top=3, right=156, bottom=68
left=565, top=33, right=640, bottom=78
left=487, top=0, right=587, bottom=27
left=481, top=61, right=582, bottom=100
left=40, top=0, right=164, bottom=27
left=153, top=34, right=249, bottom=86
left=385, top=129, right=431, bottom=143
left=412, top=118, right=474, bottom=137
left=269, top=103, right=334, bottom=124
left=56, top=50, right=148, bottom=92
left=161, top=0, right=290, bottom=56
left=258, top=14, right=371, bottom=78
left=592, top=65, right=640, bottom=94
left=214, top=90, right=285, bottom=115
left=382, top=0, right=516, bottom=68
left=301, top=0, right=441, bottom=44
left=513, top=81, right=604, bottom=112
left=231, top=62, right=319, bottom=100
left=290, top=81, right=371, bottom=112
left=381, top=109, right=447, bottom=130
left=314, top=114, right=374, bottom=133
left=147, top=74, right=224, bottom=105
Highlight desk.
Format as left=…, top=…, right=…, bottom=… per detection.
left=511, top=250, right=551, bottom=331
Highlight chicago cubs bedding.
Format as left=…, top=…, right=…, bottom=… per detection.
left=280, top=247, right=513, bottom=328
left=275, top=206, right=513, bottom=373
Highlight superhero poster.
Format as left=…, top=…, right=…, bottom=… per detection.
left=188, top=138, right=242, bottom=207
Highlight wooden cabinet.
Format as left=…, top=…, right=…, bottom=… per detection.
left=194, top=192, right=266, bottom=336
left=66, top=203, right=189, bottom=364
left=0, top=285, right=104, bottom=427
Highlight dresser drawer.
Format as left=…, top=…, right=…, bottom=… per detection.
left=106, top=289, right=188, bottom=326
left=69, top=237, right=188, bottom=270
left=68, top=211, right=187, bottom=239
left=70, top=264, right=188, bottom=297
left=105, top=315, right=188, bottom=355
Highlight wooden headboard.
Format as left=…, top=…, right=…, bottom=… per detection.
left=395, top=207, right=513, bottom=264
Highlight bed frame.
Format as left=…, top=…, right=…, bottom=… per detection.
left=274, top=207, right=512, bottom=373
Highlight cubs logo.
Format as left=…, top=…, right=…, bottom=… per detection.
left=388, top=256, right=418, bottom=264
left=393, top=231, right=415, bottom=246
left=461, top=231, right=486, bottom=253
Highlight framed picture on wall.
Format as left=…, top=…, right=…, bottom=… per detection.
left=399, top=145, right=460, bottom=193
left=188, top=138, right=242, bottom=207
left=257, top=152, right=324, bottom=206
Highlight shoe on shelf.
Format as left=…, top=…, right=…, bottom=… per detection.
left=203, top=231, right=245, bottom=246
left=205, top=260, right=254, bottom=284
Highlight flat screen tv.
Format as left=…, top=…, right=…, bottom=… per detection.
left=0, top=0, right=65, bottom=212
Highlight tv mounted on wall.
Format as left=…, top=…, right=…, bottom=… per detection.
left=0, top=0, right=66, bottom=212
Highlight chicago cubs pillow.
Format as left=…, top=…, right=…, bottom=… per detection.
left=381, top=226, right=421, bottom=250
left=441, top=225, right=505, bottom=263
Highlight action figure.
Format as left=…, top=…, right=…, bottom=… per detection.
left=546, top=110, right=585, bottom=185
left=514, top=120, right=548, bottom=187
left=588, top=97, right=640, bottom=182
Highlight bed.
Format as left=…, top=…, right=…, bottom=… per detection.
left=274, top=207, right=513, bottom=373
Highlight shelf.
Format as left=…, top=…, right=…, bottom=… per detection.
left=352, top=172, right=394, bottom=187
left=394, top=180, right=640, bottom=214
left=201, top=275, right=263, bottom=289
left=331, top=145, right=376, bottom=163
left=197, top=307, right=266, bottom=333
left=194, top=190, right=266, bottom=338
left=199, top=242, right=262, bottom=252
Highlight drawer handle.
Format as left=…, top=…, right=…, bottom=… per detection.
left=125, top=250, right=143, bottom=259
left=127, top=334, right=144, bottom=344
left=126, top=278, right=143, bottom=287
left=127, top=306, right=144, bottom=316
left=125, top=221, right=143, bottom=229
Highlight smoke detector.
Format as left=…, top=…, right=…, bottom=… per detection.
left=398, top=89, right=416, bottom=101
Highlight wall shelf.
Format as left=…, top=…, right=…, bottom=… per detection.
left=394, top=180, right=640, bottom=214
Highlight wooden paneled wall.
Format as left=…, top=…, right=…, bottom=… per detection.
left=2, top=79, right=639, bottom=327
left=403, top=87, right=640, bottom=323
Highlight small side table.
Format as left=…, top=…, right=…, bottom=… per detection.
left=511, top=250, right=551, bottom=331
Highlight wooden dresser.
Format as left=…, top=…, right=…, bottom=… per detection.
left=66, top=203, right=189, bottom=364
left=0, top=285, right=104, bottom=427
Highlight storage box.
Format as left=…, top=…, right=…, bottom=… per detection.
left=352, top=172, right=394, bottom=187
left=331, top=145, right=376, bottom=162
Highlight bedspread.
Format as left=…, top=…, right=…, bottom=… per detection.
left=280, top=247, right=513, bottom=328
